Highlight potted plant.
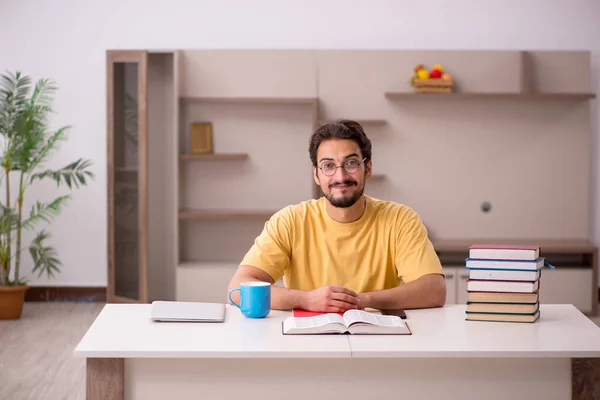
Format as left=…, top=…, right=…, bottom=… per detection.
left=0, top=71, right=94, bottom=319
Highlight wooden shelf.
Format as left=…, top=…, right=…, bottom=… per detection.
left=180, top=96, right=317, bottom=104
left=179, top=153, right=249, bottom=161
left=385, top=92, right=596, bottom=100
left=318, top=119, right=386, bottom=126
left=178, top=209, right=276, bottom=220
left=432, top=239, right=597, bottom=254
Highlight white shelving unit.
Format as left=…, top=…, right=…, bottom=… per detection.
left=105, top=49, right=598, bottom=314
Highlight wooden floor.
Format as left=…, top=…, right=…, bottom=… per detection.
left=0, top=302, right=104, bottom=400
left=1, top=302, right=599, bottom=400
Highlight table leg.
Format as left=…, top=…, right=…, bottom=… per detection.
left=572, top=358, right=600, bottom=400
left=87, top=358, right=124, bottom=400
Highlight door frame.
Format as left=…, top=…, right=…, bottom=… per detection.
left=106, top=50, right=148, bottom=303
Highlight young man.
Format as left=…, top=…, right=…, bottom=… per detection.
left=227, top=119, right=446, bottom=312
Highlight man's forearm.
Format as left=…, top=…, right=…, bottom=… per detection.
left=359, top=273, right=446, bottom=310
left=270, top=286, right=307, bottom=310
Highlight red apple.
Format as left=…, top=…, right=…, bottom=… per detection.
left=430, top=69, right=442, bottom=78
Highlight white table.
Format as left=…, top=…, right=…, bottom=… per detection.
left=74, top=304, right=600, bottom=400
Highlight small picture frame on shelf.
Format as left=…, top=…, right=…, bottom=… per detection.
left=190, top=122, right=213, bottom=154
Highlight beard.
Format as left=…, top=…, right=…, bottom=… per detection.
left=323, top=179, right=364, bottom=208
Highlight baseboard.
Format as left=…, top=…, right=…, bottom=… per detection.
left=25, top=286, right=106, bottom=302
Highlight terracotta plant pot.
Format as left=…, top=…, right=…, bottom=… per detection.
left=0, top=285, right=29, bottom=319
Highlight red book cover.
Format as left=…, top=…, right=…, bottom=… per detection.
left=292, top=308, right=407, bottom=319
left=292, top=309, right=344, bottom=317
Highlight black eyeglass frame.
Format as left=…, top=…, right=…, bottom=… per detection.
left=317, top=157, right=367, bottom=177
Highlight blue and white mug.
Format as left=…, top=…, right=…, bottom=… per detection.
left=228, top=282, right=271, bottom=318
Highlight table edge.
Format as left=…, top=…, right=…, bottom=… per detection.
left=73, top=350, right=600, bottom=359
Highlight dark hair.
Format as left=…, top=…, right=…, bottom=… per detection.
left=308, top=119, right=372, bottom=167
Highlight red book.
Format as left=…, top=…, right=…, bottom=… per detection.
left=292, top=308, right=407, bottom=319
left=292, top=309, right=344, bottom=317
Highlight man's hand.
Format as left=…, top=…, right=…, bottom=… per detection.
left=300, top=285, right=359, bottom=312
left=228, top=266, right=363, bottom=312
left=357, top=274, right=446, bottom=311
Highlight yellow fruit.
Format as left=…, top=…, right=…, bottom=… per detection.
left=416, top=69, right=430, bottom=79
left=432, top=64, right=443, bottom=72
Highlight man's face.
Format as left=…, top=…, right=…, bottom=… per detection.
left=313, top=139, right=371, bottom=208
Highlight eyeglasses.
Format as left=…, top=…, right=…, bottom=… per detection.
left=318, top=158, right=366, bottom=177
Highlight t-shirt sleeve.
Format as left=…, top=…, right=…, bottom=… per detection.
left=395, top=207, right=445, bottom=284
left=239, top=207, right=293, bottom=282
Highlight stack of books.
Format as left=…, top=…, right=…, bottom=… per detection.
left=464, top=244, right=551, bottom=323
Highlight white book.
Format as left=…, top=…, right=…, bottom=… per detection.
left=282, top=309, right=411, bottom=335
left=465, top=257, right=544, bottom=271
left=467, top=279, right=540, bottom=293
left=468, top=245, right=540, bottom=261
left=468, top=269, right=541, bottom=281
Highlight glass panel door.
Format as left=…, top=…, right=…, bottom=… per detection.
left=107, top=51, right=148, bottom=303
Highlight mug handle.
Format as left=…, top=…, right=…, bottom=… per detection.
left=228, top=288, right=241, bottom=309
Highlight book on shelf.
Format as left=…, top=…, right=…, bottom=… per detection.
left=468, top=244, right=540, bottom=261
left=282, top=309, right=411, bottom=335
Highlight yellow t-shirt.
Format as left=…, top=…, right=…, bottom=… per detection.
left=240, top=195, right=444, bottom=293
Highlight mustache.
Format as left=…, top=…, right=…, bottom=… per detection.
left=330, top=180, right=357, bottom=189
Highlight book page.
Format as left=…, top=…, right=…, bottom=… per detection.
left=369, top=314, right=406, bottom=327
left=288, top=313, right=346, bottom=329
left=343, top=309, right=405, bottom=327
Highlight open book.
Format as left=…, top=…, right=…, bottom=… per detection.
left=282, top=309, right=411, bottom=335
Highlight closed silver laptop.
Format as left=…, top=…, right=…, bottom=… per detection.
left=148, top=301, right=226, bottom=322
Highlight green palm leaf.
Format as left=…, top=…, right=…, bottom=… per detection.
left=29, top=230, right=61, bottom=279
left=0, top=205, right=19, bottom=231
left=29, top=78, right=57, bottom=110
left=0, top=72, right=31, bottom=141
left=0, top=71, right=31, bottom=116
left=21, top=195, right=70, bottom=229
left=29, top=158, right=94, bottom=189
left=22, top=126, right=69, bottom=173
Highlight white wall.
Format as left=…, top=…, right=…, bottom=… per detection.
left=1, top=0, right=599, bottom=287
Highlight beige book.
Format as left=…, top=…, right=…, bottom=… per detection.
left=468, top=291, right=539, bottom=303
left=466, top=301, right=539, bottom=314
